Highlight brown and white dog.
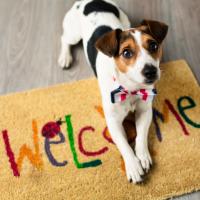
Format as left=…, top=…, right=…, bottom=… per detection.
left=58, top=0, right=168, bottom=184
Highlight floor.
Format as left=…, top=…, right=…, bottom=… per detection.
left=0, top=0, right=199, bottom=199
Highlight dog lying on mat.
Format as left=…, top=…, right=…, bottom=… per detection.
left=58, top=0, right=168, bottom=184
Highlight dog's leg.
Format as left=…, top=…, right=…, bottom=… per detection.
left=105, top=114, right=144, bottom=183
left=135, top=102, right=153, bottom=173
left=58, top=2, right=82, bottom=69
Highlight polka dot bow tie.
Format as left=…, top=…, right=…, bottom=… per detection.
left=110, top=86, right=157, bottom=104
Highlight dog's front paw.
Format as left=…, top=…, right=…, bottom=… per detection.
left=58, top=52, right=73, bottom=69
left=136, top=148, right=152, bottom=173
left=124, top=154, right=144, bottom=184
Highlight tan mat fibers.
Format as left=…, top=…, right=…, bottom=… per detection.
left=0, top=60, right=200, bottom=200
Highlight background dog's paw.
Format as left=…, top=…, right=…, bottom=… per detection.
left=58, top=53, right=73, bottom=69
left=125, top=155, right=144, bottom=184
left=136, top=150, right=152, bottom=173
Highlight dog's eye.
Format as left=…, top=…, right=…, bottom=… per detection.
left=148, top=40, right=159, bottom=53
left=122, top=49, right=134, bottom=59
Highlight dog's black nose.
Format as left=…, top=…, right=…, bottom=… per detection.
left=142, top=64, right=158, bottom=84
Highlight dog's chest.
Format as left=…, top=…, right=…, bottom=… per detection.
left=122, top=97, right=138, bottom=113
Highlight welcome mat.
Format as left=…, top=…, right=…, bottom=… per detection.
left=0, top=60, right=200, bottom=200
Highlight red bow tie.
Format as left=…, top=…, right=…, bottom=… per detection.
left=111, top=86, right=157, bottom=103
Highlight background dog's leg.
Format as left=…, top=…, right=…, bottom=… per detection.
left=135, top=104, right=153, bottom=173
left=58, top=2, right=82, bottom=69
left=58, top=41, right=72, bottom=69
left=106, top=116, right=144, bottom=183
left=119, top=10, right=131, bottom=29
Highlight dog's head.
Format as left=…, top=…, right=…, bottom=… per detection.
left=95, top=20, right=168, bottom=86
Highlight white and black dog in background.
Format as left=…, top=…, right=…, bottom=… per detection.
left=58, top=0, right=168, bottom=184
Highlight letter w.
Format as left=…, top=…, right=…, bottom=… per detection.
left=17, top=120, right=43, bottom=172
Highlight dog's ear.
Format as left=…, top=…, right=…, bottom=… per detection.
left=141, top=20, right=168, bottom=43
left=95, top=29, right=122, bottom=57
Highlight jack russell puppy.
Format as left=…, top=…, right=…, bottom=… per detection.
left=58, top=0, right=168, bottom=184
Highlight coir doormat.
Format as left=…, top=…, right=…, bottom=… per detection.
left=0, top=60, right=200, bottom=200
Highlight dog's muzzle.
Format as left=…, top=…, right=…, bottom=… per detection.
left=142, top=64, right=158, bottom=84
